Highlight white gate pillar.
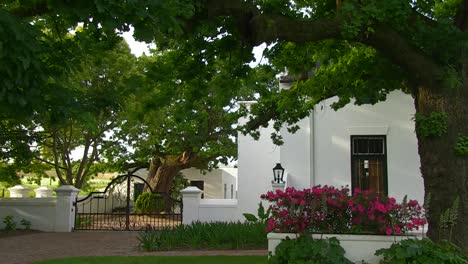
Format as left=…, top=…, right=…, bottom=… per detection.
left=181, top=186, right=202, bottom=225
left=55, top=185, right=80, bottom=232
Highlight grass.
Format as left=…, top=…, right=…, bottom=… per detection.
left=33, top=256, right=268, bottom=264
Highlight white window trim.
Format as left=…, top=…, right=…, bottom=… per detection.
left=347, top=126, right=389, bottom=135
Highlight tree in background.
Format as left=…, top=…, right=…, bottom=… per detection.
left=107, top=36, right=271, bottom=194
left=38, top=40, right=138, bottom=188
left=12, top=26, right=140, bottom=188
left=2, top=0, right=468, bottom=248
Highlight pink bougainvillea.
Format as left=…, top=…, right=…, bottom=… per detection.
left=261, top=185, right=426, bottom=235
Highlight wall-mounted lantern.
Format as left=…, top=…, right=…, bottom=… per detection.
left=272, top=163, right=285, bottom=184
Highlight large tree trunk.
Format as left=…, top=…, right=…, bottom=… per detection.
left=416, top=84, right=468, bottom=250
left=143, top=151, right=196, bottom=211
left=145, top=158, right=181, bottom=193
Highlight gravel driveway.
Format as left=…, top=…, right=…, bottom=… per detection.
left=0, top=231, right=267, bottom=264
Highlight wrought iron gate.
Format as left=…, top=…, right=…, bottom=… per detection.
left=74, top=173, right=182, bottom=231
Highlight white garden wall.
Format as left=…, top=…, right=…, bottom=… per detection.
left=181, top=187, right=240, bottom=224
left=0, top=185, right=79, bottom=232
left=0, top=198, right=56, bottom=231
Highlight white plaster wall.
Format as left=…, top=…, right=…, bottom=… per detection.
left=280, top=117, right=312, bottom=189
left=0, top=198, right=56, bottom=231
left=313, top=91, right=423, bottom=202
left=237, top=108, right=280, bottom=217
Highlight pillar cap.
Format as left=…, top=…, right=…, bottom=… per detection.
left=180, top=186, right=203, bottom=194
left=8, top=185, right=31, bottom=191
left=55, top=185, right=80, bottom=195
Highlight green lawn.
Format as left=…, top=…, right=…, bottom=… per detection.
left=33, top=256, right=268, bottom=264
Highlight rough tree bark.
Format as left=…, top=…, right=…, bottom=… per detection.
left=144, top=151, right=195, bottom=190
left=142, top=151, right=197, bottom=212
left=145, top=157, right=181, bottom=193
left=415, top=50, right=468, bottom=249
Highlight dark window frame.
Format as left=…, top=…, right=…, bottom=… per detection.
left=350, top=135, right=388, bottom=196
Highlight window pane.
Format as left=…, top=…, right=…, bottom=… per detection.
left=369, top=138, right=384, bottom=154
left=354, top=138, right=369, bottom=154
left=353, top=137, right=384, bottom=155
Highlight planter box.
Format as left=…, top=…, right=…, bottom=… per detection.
left=268, top=233, right=422, bottom=264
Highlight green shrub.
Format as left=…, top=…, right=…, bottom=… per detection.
left=3, top=215, right=16, bottom=231
left=375, top=238, right=468, bottom=264
left=137, top=221, right=267, bottom=251
left=138, top=231, right=161, bottom=251
left=135, top=192, right=164, bottom=213
left=243, top=202, right=271, bottom=225
left=269, top=234, right=353, bottom=264
left=20, top=219, right=31, bottom=230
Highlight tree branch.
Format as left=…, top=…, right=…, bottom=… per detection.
left=244, top=106, right=277, bottom=132
left=63, top=126, right=73, bottom=182
left=51, top=131, right=66, bottom=185
left=75, top=135, right=91, bottom=186
left=200, top=0, right=444, bottom=92
left=363, top=25, right=445, bottom=92
left=203, top=0, right=342, bottom=46
left=33, top=156, right=67, bottom=170
left=78, top=138, right=99, bottom=188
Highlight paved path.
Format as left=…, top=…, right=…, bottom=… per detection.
left=0, top=232, right=267, bottom=264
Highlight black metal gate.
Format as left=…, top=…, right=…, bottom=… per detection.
left=74, top=173, right=182, bottom=231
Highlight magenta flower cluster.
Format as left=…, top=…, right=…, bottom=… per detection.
left=260, top=185, right=426, bottom=235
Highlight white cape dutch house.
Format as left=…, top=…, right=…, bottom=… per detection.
left=182, top=83, right=424, bottom=222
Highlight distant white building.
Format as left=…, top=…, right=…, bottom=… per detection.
left=180, top=167, right=237, bottom=199
left=134, top=167, right=237, bottom=199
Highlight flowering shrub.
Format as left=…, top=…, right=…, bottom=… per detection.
left=261, top=186, right=426, bottom=235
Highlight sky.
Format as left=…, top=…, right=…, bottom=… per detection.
left=120, top=27, right=267, bottom=66
left=120, top=28, right=154, bottom=57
